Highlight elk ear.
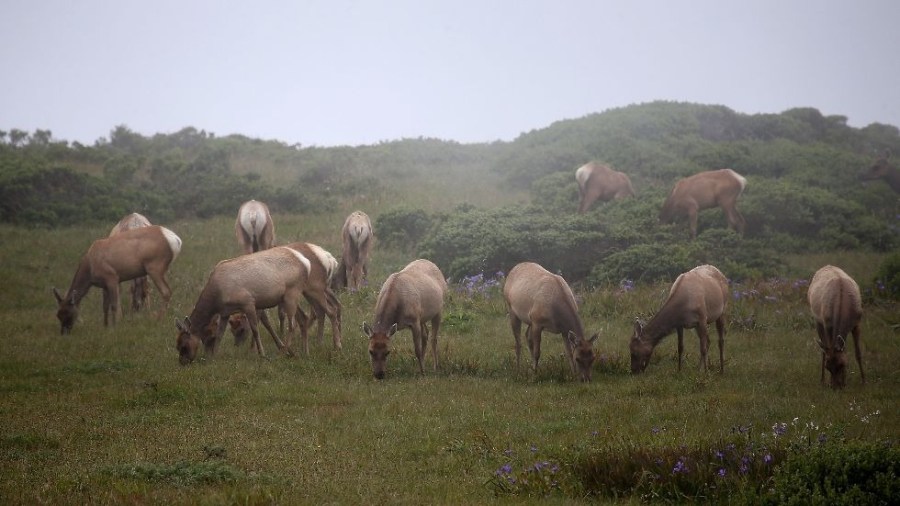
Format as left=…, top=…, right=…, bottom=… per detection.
left=566, top=330, right=578, bottom=346
left=53, top=287, right=63, bottom=303
left=589, top=332, right=600, bottom=343
left=633, top=318, right=643, bottom=335
left=387, top=323, right=399, bottom=338
left=174, top=317, right=187, bottom=332
left=362, top=321, right=373, bottom=338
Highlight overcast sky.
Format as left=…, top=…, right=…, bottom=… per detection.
left=2, top=0, right=899, bottom=147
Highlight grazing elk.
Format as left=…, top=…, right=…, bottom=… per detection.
left=230, top=242, right=342, bottom=354
left=807, top=265, right=865, bottom=389
left=630, top=264, right=729, bottom=374
left=576, top=162, right=635, bottom=213
left=175, top=246, right=311, bottom=365
left=363, top=259, right=447, bottom=379
left=53, top=225, right=182, bottom=334
left=109, top=212, right=153, bottom=312
left=503, top=262, right=598, bottom=382
left=235, top=200, right=275, bottom=254
left=859, top=150, right=900, bottom=192
left=659, top=169, right=747, bottom=239
left=338, top=211, right=374, bottom=290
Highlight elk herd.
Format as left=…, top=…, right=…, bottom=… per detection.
left=52, top=150, right=894, bottom=388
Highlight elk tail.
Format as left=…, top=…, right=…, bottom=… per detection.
left=250, top=214, right=260, bottom=252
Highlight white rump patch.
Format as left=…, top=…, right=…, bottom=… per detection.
left=161, top=227, right=183, bottom=259
left=239, top=205, right=267, bottom=236
left=575, top=164, right=591, bottom=188
left=727, top=169, right=747, bottom=193
left=307, top=243, right=339, bottom=281
left=284, top=247, right=312, bottom=274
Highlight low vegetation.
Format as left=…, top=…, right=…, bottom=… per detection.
left=1, top=102, right=898, bottom=502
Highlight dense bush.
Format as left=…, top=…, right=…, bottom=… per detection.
left=874, top=251, right=900, bottom=299
left=375, top=207, right=433, bottom=252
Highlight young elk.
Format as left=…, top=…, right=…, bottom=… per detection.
left=235, top=200, right=275, bottom=254
left=503, top=262, right=598, bottom=382
left=175, top=246, right=310, bottom=365
left=807, top=265, right=865, bottom=389
left=109, top=212, right=153, bottom=312
left=363, top=259, right=447, bottom=380
left=576, top=162, right=635, bottom=213
left=54, top=225, right=182, bottom=334
left=630, top=264, right=729, bottom=374
left=859, top=149, right=900, bottom=193
left=659, top=169, right=747, bottom=239
left=338, top=211, right=374, bottom=290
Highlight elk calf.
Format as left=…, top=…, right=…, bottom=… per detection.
left=630, top=264, right=729, bottom=374
left=503, top=262, right=598, bottom=381
left=363, top=259, right=447, bottom=379
left=807, top=265, right=864, bottom=388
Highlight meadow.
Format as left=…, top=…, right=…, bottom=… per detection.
left=0, top=202, right=897, bottom=505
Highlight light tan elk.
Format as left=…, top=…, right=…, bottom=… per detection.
left=576, top=162, right=635, bottom=213
left=363, top=259, right=447, bottom=379
left=235, top=200, right=275, bottom=254
left=109, top=212, right=153, bottom=312
left=503, top=262, right=598, bottom=382
left=630, top=264, right=729, bottom=374
left=859, top=149, right=900, bottom=193
left=807, top=265, right=865, bottom=389
left=229, top=242, right=343, bottom=354
left=659, top=169, right=747, bottom=239
left=175, top=246, right=311, bottom=365
left=337, top=211, right=374, bottom=290
left=54, top=225, right=182, bottom=334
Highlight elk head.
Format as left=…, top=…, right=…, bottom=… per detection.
left=363, top=322, right=397, bottom=380
left=629, top=319, right=653, bottom=374
left=175, top=316, right=202, bottom=365
left=567, top=331, right=599, bottom=382
left=819, top=335, right=848, bottom=389
left=53, top=288, right=78, bottom=335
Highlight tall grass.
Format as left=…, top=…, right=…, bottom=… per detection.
left=1, top=201, right=897, bottom=504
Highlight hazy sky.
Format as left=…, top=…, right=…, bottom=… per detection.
left=2, top=0, right=899, bottom=147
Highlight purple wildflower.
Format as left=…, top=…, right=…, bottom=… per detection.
left=496, top=463, right=512, bottom=476
left=763, top=453, right=773, bottom=464
left=714, top=450, right=724, bottom=460
left=530, top=444, right=538, bottom=453
left=717, top=468, right=727, bottom=477
left=672, top=459, right=688, bottom=475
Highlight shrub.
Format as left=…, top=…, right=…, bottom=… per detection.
left=376, top=207, right=433, bottom=252
left=874, top=251, right=900, bottom=299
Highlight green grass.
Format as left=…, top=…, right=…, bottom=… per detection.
left=1, top=214, right=897, bottom=504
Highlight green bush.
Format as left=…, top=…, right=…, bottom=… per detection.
left=874, top=251, right=900, bottom=299
left=376, top=207, right=433, bottom=252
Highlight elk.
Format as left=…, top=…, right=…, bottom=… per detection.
left=53, top=225, right=182, bottom=334
left=229, top=242, right=343, bottom=354
left=109, top=212, right=153, bottom=312
left=659, top=169, right=747, bottom=239
left=859, top=149, right=900, bottom=192
left=338, top=211, right=374, bottom=290
left=503, top=262, right=598, bottom=382
left=576, top=162, right=635, bottom=213
left=807, top=265, right=865, bottom=389
left=630, top=264, right=729, bottom=374
left=363, top=259, right=447, bottom=379
left=235, top=200, right=275, bottom=254
left=175, top=246, right=311, bottom=365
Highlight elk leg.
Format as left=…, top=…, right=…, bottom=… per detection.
left=530, top=325, right=543, bottom=372
left=146, top=269, right=172, bottom=320
left=430, top=315, right=441, bottom=371
left=715, top=316, right=726, bottom=373
left=325, top=288, right=343, bottom=350
left=815, top=323, right=827, bottom=385
left=561, top=330, right=577, bottom=374
left=510, top=315, right=523, bottom=369
left=244, top=310, right=265, bottom=357
left=852, top=325, right=865, bottom=384
left=102, top=286, right=112, bottom=326
left=697, top=324, right=710, bottom=372
left=725, top=206, right=746, bottom=235
left=676, top=326, right=684, bottom=371
left=411, top=320, right=425, bottom=374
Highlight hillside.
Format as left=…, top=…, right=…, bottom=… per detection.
left=2, top=101, right=898, bottom=283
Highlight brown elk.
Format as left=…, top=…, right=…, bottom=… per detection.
left=807, top=265, right=865, bottom=389
left=53, top=225, right=182, bottom=334
left=503, top=262, right=599, bottom=382
left=630, top=264, right=729, bottom=374
left=175, top=246, right=311, bottom=365
left=231, top=242, right=342, bottom=354
left=576, top=162, right=635, bottom=213
left=109, top=212, right=153, bottom=312
left=859, top=150, right=900, bottom=192
left=235, top=200, right=275, bottom=254
left=338, top=211, right=374, bottom=290
left=363, top=259, right=447, bottom=379
left=659, top=169, right=747, bottom=239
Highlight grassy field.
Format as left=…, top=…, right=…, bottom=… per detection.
left=0, top=208, right=897, bottom=504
